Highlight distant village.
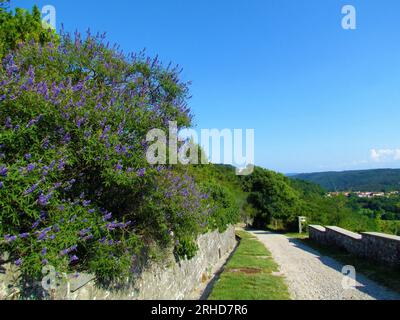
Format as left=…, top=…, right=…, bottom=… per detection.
left=327, top=191, right=400, bottom=198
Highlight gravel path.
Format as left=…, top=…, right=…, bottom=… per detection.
left=248, top=230, right=400, bottom=300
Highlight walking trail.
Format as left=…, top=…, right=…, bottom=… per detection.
left=248, top=230, right=400, bottom=300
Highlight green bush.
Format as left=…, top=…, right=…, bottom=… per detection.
left=204, top=182, right=240, bottom=232
left=0, top=5, right=56, bottom=60
left=174, top=237, right=198, bottom=260
left=241, top=167, right=300, bottom=230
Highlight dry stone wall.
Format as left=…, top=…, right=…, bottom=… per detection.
left=0, top=226, right=237, bottom=300
left=309, top=225, right=400, bottom=268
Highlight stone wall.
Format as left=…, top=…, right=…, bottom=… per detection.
left=324, top=226, right=363, bottom=256
left=308, top=225, right=400, bottom=268
left=308, top=225, right=327, bottom=245
left=0, top=226, right=237, bottom=300
left=361, top=232, right=400, bottom=267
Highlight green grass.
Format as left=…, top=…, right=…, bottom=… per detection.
left=265, top=225, right=309, bottom=240
left=283, top=232, right=309, bottom=239
left=208, top=230, right=290, bottom=300
left=300, top=238, right=400, bottom=294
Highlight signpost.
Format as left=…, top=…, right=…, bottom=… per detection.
left=298, top=216, right=307, bottom=234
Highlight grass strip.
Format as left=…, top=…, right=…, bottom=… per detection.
left=208, top=230, right=290, bottom=300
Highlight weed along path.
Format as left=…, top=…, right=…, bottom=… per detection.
left=248, top=230, right=400, bottom=300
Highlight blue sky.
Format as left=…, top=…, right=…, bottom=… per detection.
left=13, top=0, right=400, bottom=173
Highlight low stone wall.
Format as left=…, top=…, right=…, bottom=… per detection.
left=308, top=225, right=400, bottom=268
left=324, top=226, right=363, bottom=256
left=308, top=225, right=327, bottom=245
left=361, top=232, right=400, bottom=267
left=0, top=226, right=237, bottom=300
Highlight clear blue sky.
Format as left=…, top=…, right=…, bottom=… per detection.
left=13, top=0, right=400, bottom=173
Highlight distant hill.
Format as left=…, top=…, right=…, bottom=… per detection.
left=290, top=169, right=400, bottom=192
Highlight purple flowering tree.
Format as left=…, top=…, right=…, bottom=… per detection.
left=0, top=28, right=212, bottom=282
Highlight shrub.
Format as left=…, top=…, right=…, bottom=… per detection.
left=0, top=29, right=222, bottom=282
left=202, top=181, right=240, bottom=232
left=241, top=167, right=300, bottom=230
left=174, top=237, right=198, bottom=260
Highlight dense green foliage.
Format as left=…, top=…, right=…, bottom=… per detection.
left=291, top=178, right=400, bottom=234
left=347, top=193, right=400, bottom=220
left=241, top=167, right=301, bottom=229
left=290, top=182, right=379, bottom=232
left=0, top=4, right=56, bottom=60
left=189, top=164, right=245, bottom=228
left=236, top=166, right=400, bottom=235
left=292, top=169, right=400, bottom=192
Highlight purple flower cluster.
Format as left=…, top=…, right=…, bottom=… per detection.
left=78, top=227, right=91, bottom=237
left=4, top=234, right=17, bottom=243
left=36, top=226, right=53, bottom=241
left=26, top=115, right=43, bottom=128
left=38, top=192, right=53, bottom=207
left=60, top=245, right=78, bottom=256
left=26, top=163, right=36, bottom=172
left=102, top=212, right=112, bottom=221
left=82, top=200, right=91, bottom=207
left=106, top=220, right=132, bottom=231
left=0, top=165, right=8, bottom=177
left=24, top=182, right=39, bottom=195
left=136, top=168, right=146, bottom=177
